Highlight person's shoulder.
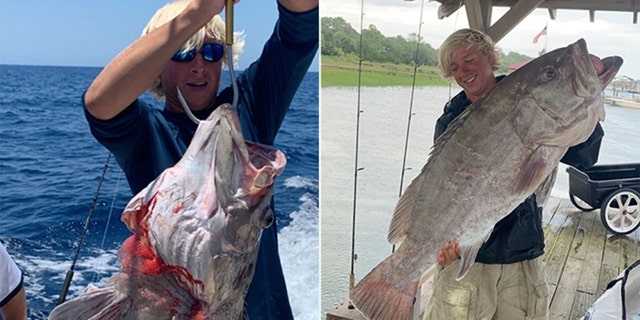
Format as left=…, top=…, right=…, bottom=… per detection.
left=136, top=98, right=169, bottom=123
left=443, top=91, right=469, bottom=115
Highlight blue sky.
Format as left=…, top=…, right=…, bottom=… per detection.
left=0, top=1, right=319, bottom=71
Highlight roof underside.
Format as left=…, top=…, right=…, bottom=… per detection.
left=433, top=0, right=639, bottom=42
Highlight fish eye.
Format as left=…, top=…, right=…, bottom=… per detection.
left=542, top=67, right=555, bottom=80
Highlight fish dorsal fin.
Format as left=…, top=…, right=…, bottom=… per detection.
left=388, top=171, right=426, bottom=244
left=388, top=101, right=477, bottom=244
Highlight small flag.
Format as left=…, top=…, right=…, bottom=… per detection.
left=533, top=26, right=547, bottom=44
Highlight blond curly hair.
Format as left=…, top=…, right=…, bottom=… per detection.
left=438, top=28, right=500, bottom=79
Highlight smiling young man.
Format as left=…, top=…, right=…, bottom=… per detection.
left=82, top=0, right=318, bottom=318
left=423, top=28, right=604, bottom=320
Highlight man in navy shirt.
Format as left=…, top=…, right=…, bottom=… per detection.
left=83, top=0, right=318, bottom=318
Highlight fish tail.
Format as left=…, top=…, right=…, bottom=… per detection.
left=349, top=256, right=418, bottom=320
left=48, top=284, right=130, bottom=320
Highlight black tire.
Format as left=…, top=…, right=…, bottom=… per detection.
left=599, top=188, right=640, bottom=235
left=569, top=193, right=596, bottom=212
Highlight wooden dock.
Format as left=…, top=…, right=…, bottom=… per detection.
left=604, top=96, right=640, bottom=109
left=326, top=197, right=640, bottom=320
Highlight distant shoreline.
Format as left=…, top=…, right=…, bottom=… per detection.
left=321, top=55, right=449, bottom=87
left=0, top=63, right=105, bottom=69
left=0, top=64, right=320, bottom=74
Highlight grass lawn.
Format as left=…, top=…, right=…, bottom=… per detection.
left=321, top=56, right=449, bottom=87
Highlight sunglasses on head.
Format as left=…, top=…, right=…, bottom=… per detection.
left=171, top=43, right=224, bottom=63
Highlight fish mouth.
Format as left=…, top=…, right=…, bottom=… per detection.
left=569, top=39, right=622, bottom=123
left=572, top=39, right=622, bottom=90
left=245, top=141, right=286, bottom=192
left=598, top=56, right=623, bottom=87
left=205, top=105, right=286, bottom=196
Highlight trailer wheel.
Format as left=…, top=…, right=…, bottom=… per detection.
left=600, top=188, right=640, bottom=235
left=570, top=193, right=596, bottom=212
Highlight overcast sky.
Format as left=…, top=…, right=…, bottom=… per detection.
left=321, top=0, right=640, bottom=79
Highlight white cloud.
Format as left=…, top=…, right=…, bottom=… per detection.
left=322, top=0, right=640, bottom=78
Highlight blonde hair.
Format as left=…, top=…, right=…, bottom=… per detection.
left=438, top=28, right=500, bottom=79
left=142, top=0, right=245, bottom=99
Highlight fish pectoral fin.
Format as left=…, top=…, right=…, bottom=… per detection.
left=49, top=284, right=130, bottom=320
left=515, top=149, right=548, bottom=194
left=456, top=228, right=493, bottom=281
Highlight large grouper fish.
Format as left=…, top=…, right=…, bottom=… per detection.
left=349, top=39, right=622, bottom=320
left=49, top=104, right=286, bottom=319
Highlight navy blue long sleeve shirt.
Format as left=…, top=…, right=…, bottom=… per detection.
left=84, top=4, right=318, bottom=319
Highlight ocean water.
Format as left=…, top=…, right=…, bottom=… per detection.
left=320, top=86, right=640, bottom=316
left=0, top=65, right=318, bottom=319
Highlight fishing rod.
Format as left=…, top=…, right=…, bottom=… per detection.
left=349, top=0, right=366, bottom=291
left=394, top=0, right=426, bottom=254
left=449, top=1, right=463, bottom=100
left=93, top=169, right=122, bottom=284
left=58, top=153, right=111, bottom=305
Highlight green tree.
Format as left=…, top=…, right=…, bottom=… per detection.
left=321, top=16, right=531, bottom=69
left=321, top=17, right=359, bottom=56
left=497, top=49, right=533, bottom=74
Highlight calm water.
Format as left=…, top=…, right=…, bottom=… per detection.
left=0, top=65, right=318, bottom=319
left=320, top=85, right=640, bottom=316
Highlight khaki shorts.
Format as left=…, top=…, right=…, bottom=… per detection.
left=423, top=257, right=549, bottom=320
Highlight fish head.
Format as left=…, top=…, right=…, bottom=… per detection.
left=122, top=103, right=285, bottom=267
left=216, top=141, right=286, bottom=255
left=197, top=104, right=287, bottom=256
left=509, top=38, right=622, bottom=147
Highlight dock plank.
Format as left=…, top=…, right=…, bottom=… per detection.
left=620, top=236, right=638, bottom=269
left=577, top=211, right=606, bottom=294
left=544, top=210, right=579, bottom=288
left=548, top=206, right=593, bottom=319
left=541, top=197, right=562, bottom=226
left=542, top=199, right=564, bottom=246
left=597, top=235, right=622, bottom=296
left=569, top=291, right=596, bottom=320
